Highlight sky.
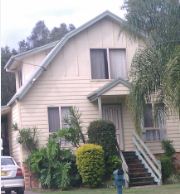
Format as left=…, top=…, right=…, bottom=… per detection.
left=1, top=0, right=126, bottom=49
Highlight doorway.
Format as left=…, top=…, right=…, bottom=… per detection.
left=102, top=104, right=124, bottom=150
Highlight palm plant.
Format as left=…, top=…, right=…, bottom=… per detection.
left=121, top=0, right=180, bottom=131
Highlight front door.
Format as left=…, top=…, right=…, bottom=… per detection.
left=102, top=104, right=124, bottom=150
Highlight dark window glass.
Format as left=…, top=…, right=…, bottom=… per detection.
left=90, top=49, right=108, bottom=79
left=48, top=107, right=60, bottom=132
left=144, top=104, right=153, bottom=128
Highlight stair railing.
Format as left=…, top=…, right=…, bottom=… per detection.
left=132, top=132, right=162, bottom=185
left=119, top=150, right=129, bottom=188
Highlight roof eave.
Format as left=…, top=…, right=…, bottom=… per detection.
left=5, top=40, right=59, bottom=71
left=87, top=78, right=131, bottom=102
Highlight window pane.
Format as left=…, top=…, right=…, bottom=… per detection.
left=61, top=107, right=71, bottom=128
left=144, top=104, right=153, bottom=128
left=155, top=103, right=165, bottom=129
left=48, top=107, right=60, bottom=132
left=18, top=69, right=22, bottom=87
left=109, top=49, right=127, bottom=79
left=90, top=49, right=108, bottom=79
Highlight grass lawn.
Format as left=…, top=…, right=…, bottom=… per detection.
left=35, top=184, right=180, bottom=194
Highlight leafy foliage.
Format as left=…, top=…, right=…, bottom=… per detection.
left=17, top=128, right=38, bottom=153
left=18, top=21, right=75, bottom=51
left=27, top=137, right=73, bottom=189
left=1, top=47, right=16, bottom=106
left=57, top=107, right=86, bottom=147
left=160, top=140, right=176, bottom=182
left=76, top=144, right=105, bottom=187
left=160, top=156, right=173, bottom=182
left=162, top=140, right=175, bottom=158
left=122, top=0, right=180, bottom=130
left=88, top=120, right=118, bottom=157
left=106, top=155, right=122, bottom=176
left=88, top=120, right=120, bottom=177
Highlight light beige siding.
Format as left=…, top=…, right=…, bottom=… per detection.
left=103, top=83, right=129, bottom=96
left=166, top=111, right=180, bottom=151
left=9, top=103, right=22, bottom=163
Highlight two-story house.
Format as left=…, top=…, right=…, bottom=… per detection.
left=4, top=11, right=180, bottom=187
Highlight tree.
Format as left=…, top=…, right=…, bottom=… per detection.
left=18, top=39, right=30, bottom=52
left=17, top=22, right=76, bottom=52
left=49, top=23, right=75, bottom=42
left=28, top=21, right=50, bottom=48
left=1, top=46, right=17, bottom=105
left=121, top=0, right=180, bottom=131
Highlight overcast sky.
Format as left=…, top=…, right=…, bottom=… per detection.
left=1, top=0, right=126, bottom=49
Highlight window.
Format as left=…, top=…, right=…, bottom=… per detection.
left=143, top=103, right=166, bottom=141
left=18, top=68, right=22, bottom=87
left=48, top=106, right=71, bottom=132
left=90, top=48, right=127, bottom=79
left=144, top=104, right=153, bottom=128
left=90, top=49, right=108, bottom=79
left=48, top=107, right=60, bottom=132
left=61, top=107, right=71, bottom=128
left=109, top=49, right=127, bottom=79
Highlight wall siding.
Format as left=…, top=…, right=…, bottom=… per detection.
left=9, top=103, right=22, bottom=163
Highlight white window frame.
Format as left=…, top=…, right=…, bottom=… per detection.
left=48, top=106, right=72, bottom=132
left=142, top=103, right=166, bottom=142
left=90, top=48, right=127, bottom=80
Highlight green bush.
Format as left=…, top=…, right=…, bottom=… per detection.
left=17, top=127, right=38, bottom=153
left=166, top=174, right=180, bottom=184
left=162, top=140, right=175, bottom=158
left=88, top=120, right=118, bottom=157
left=106, top=155, right=122, bottom=175
left=160, top=156, right=173, bottom=182
left=88, top=120, right=119, bottom=177
left=76, top=144, right=105, bottom=187
left=27, top=137, right=81, bottom=189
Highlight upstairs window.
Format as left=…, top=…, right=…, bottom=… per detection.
left=90, top=49, right=108, bottom=79
left=18, top=68, right=22, bottom=87
left=90, top=48, right=127, bottom=80
left=109, top=49, right=127, bottom=79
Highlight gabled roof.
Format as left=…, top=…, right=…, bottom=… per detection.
left=6, top=10, right=133, bottom=106
left=5, top=40, right=59, bottom=71
left=87, top=78, right=131, bottom=102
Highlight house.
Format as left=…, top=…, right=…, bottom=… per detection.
left=4, top=11, right=180, bottom=188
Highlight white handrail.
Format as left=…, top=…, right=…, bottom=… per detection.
left=132, top=132, right=162, bottom=185
left=134, top=133, right=161, bottom=168
left=119, top=150, right=129, bottom=188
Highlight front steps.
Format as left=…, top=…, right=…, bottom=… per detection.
left=123, top=151, right=157, bottom=187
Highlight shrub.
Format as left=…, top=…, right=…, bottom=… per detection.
left=76, top=144, right=105, bottom=187
left=162, top=140, right=175, bottom=158
left=17, top=127, right=38, bottom=153
left=57, top=107, right=86, bottom=147
left=27, top=137, right=80, bottom=189
left=106, top=155, right=122, bottom=175
left=160, top=156, right=173, bottom=182
left=166, top=174, right=180, bottom=184
left=88, top=120, right=118, bottom=157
